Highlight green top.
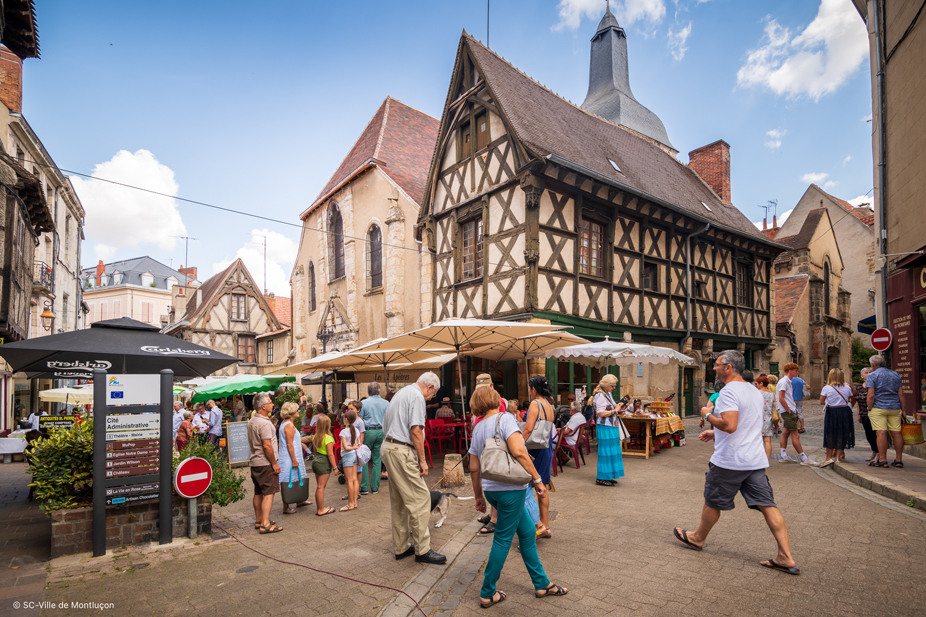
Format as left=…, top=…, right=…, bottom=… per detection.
left=709, top=392, right=720, bottom=404
left=315, top=433, right=334, bottom=455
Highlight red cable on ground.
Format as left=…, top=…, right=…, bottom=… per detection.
left=213, top=522, right=428, bottom=617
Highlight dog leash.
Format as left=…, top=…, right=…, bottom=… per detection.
left=428, top=452, right=470, bottom=491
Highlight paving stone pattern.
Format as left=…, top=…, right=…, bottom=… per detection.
left=0, top=463, right=49, bottom=617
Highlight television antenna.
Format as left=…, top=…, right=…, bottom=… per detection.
left=251, top=234, right=268, bottom=294
left=171, top=236, right=199, bottom=271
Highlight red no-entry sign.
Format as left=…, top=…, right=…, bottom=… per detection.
left=173, top=457, right=212, bottom=499
left=871, top=328, right=893, bottom=352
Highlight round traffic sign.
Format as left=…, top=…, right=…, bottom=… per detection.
left=871, top=328, right=893, bottom=352
left=173, top=457, right=212, bottom=499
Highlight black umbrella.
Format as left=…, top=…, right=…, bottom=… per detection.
left=0, top=317, right=239, bottom=379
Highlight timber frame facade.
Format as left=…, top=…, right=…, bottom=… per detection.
left=417, top=33, right=785, bottom=411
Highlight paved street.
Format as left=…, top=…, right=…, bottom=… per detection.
left=2, top=407, right=923, bottom=617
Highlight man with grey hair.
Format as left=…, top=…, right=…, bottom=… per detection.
left=359, top=382, right=388, bottom=495
left=172, top=401, right=185, bottom=442
left=248, top=392, right=282, bottom=533
left=856, top=367, right=878, bottom=462
left=865, top=354, right=906, bottom=468
left=674, top=350, right=801, bottom=575
left=381, top=372, right=446, bottom=564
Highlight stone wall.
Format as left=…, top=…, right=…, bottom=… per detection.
left=49, top=495, right=212, bottom=558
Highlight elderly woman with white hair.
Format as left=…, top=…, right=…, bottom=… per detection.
left=593, top=374, right=627, bottom=487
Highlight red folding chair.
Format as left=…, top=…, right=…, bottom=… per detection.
left=426, top=419, right=454, bottom=458
left=456, top=421, right=474, bottom=454
left=561, top=425, right=586, bottom=469
left=552, top=427, right=565, bottom=477
left=582, top=418, right=595, bottom=455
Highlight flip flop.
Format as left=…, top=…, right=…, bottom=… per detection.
left=258, top=523, right=283, bottom=534
left=761, top=559, right=801, bottom=575
left=296, top=501, right=312, bottom=508
left=338, top=504, right=357, bottom=512
left=315, top=507, right=336, bottom=516
left=673, top=527, right=703, bottom=551
left=536, top=584, right=568, bottom=598
left=282, top=508, right=297, bottom=514
left=480, top=591, right=506, bottom=609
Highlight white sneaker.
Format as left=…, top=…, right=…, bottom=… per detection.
left=800, top=459, right=819, bottom=466
left=778, top=455, right=798, bottom=463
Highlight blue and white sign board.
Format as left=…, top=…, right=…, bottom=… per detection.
left=105, top=374, right=160, bottom=406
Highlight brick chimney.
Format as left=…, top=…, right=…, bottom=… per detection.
left=178, top=265, right=197, bottom=281
left=0, top=46, right=22, bottom=113
left=95, top=260, right=105, bottom=286
left=689, top=140, right=731, bottom=205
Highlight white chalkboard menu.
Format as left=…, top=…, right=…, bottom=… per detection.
left=226, top=421, right=250, bottom=467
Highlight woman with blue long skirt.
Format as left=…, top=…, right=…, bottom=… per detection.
left=593, top=374, right=626, bottom=487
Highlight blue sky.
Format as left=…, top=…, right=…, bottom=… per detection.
left=22, top=0, right=873, bottom=294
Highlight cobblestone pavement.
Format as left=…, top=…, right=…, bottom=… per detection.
left=0, top=463, right=48, bottom=617
left=5, top=407, right=925, bottom=617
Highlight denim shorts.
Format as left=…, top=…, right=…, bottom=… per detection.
left=341, top=450, right=358, bottom=467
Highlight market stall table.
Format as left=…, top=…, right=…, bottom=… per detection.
left=620, top=417, right=657, bottom=459
left=0, top=435, right=27, bottom=463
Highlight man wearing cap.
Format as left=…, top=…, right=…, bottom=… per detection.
left=436, top=397, right=455, bottom=419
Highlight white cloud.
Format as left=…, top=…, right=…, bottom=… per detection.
left=752, top=207, right=794, bottom=230
left=765, top=127, right=786, bottom=149
left=212, top=229, right=297, bottom=297
left=848, top=195, right=872, bottom=207
left=842, top=155, right=852, bottom=166
left=801, top=172, right=829, bottom=184
left=667, top=22, right=692, bottom=60
left=736, top=0, right=869, bottom=101
left=553, top=0, right=665, bottom=32
left=823, top=180, right=838, bottom=189
left=861, top=113, right=872, bottom=122
left=71, top=149, right=186, bottom=261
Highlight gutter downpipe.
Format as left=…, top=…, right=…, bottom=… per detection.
left=873, top=0, right=888, bottom=332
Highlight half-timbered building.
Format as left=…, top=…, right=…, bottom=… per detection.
left=417, top=12, right=785, bottom=414
left=164, top=258, right=283, bottom=376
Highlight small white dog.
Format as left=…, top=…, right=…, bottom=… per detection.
left=430, top=491, right=474, bottom=528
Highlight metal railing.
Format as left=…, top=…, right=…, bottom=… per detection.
left=33, top=261, right=54, bottom=292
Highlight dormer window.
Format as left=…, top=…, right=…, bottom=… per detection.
left=166, top=276, right=178, bottom=291
left=113, top=271, right=123, bottom=285
left=141, top=272, right=154, bottom=287
left=100, top=273, right=110, bottom=286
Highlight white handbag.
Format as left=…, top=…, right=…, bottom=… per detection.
left=480, top=414, right=533, bottom=485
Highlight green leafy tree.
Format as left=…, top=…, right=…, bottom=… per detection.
left=851, top=337, right=876, bottom=383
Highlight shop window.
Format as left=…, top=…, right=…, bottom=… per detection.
left=579, top=219, right=603, bottom=277
left=231, top=293, right=247, bottom=321
left=461, top=218, right=483, bottom=280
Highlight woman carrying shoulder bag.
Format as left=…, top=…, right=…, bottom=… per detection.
left=468, top=386, right=568, bottom=609
left=594, top=374, right=627, bottom=487
left=521, top=375, right=556, bottom=539
left=819, top=368, right=856, bottom=468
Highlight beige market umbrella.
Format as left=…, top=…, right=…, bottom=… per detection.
left=464, top=331, right=590, bottom=387
left=38, top=386, right=94, bottom=405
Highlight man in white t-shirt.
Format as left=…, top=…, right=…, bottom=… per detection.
left=673, top=350, right=801, bottom=575
left=555, top=405, right=586, bottom=447
left=776, top=363, right=814, bottom=465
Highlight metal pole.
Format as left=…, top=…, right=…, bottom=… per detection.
left=159, top=370, right=173, bottom=545
left=92, top=369, right=106, bottom=557
left=188, top=497, right=197, bottom=539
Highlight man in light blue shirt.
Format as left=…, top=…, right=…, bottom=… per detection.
left=172, top=402, right=185, bottom=441
left=865, top=354, right=906, bottom=467
left=790, top=375, right=807, bottom=433
left=206, top=399, right=224, bottom=448
left=360, top=382, right=389, bottom=495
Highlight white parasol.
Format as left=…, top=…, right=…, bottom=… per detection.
left=544, top=337, right=695, bottom=368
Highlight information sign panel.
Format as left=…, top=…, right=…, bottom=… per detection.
left=105, top=465, right=159, bottom=479
left=106, top=438, right=159, bottom=451
left=106, top=456, right=159, bottom=469
left=38, top=416, right=77, bottom=430
left=105, top=429, right=159, bottom=441
left=226, top=421, right=250, bottom=467
left=105, top=374, right=160, bottom=405
left=104, top=483, right=160, bottom=506
left=105, top=447, right=159, bottom=459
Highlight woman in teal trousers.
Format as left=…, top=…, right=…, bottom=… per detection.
left=467, top=386, right=568, bottom=609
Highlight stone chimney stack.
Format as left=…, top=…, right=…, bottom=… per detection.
left=0, top=47, right=23, bottom=113
left=95, top=260, right=105, bottom=286
left=178, top=265, right=198, bottom=281
left=688, top=140, right=731, bottom=205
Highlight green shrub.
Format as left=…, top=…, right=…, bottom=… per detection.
left=28, top=420, right=94, bottom=513
left=851, top=337, right=876, bottom=383
left=173, top=440, right=246, bottom=507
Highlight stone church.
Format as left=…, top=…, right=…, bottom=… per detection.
left=416, top=8, right=786, bottom=413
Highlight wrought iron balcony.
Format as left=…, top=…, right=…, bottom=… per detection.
left=33, top=261, right=54, bottom=293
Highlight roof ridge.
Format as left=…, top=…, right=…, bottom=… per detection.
left=373, top=97, right=390, bottom=160
left=382, top=95, right=440, bottom=122
left=812, top=183, right=870, bottom=222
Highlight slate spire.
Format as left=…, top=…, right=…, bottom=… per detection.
left=580, top=6, right=674, bottom=150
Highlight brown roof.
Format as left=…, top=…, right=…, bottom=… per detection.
left=814, top=184, right=873, bottom=226
left=172, top=260, right=238, bottom=326
left=773, top=208, right=826, bottom=254
left=775, top=275, right=809, bottom=324
left=306, top=97, right=439, bottom=216
left=264, top=295, right=292, bottom=326
left=460, top=34, right=771, bottom=243
left=256, top=327, right=291, bottom=340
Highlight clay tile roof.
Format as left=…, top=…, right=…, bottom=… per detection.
left=775, top=275, right=809, bottom=324
left=814, top=184, right=873, bottom=226
left=177, top=259, right=238, bottom=324
left=307, top=97, right=439, bottom=216
left=264, top=296, right=292, bottom=326
left=461, top=34, right=772, bottom=243
left=774, top=208, right=826, bottom=252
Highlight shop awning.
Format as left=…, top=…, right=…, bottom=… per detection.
left=300, top=371, right=355, bottom=386
left=857, top=314, right=877, bottom=335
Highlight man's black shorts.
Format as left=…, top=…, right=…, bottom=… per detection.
left=703, top=463, right=776, bottom=511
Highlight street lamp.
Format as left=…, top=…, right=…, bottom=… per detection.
left=40, top=301, right=55, bottom=331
